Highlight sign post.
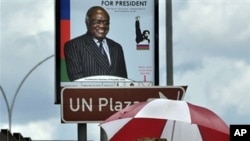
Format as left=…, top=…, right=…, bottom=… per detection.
left=61, top=86, right=187, bottom=123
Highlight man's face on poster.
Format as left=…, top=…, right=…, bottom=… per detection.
left=87, top=9, right=110, bottom=40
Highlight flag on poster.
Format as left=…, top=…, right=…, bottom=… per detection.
left=137, top=44, right=150, bottom=50
left=59, top=0, right=70, bottom=59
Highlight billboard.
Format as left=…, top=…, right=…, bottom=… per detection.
left=55, top=0, right=159, bottom=104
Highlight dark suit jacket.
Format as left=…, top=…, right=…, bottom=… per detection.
left=64, top=33, right=127, bottom=81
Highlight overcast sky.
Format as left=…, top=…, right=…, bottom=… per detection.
left=1, top=0, right=250, bottom=140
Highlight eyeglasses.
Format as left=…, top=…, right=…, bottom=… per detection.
left=90, top=19, right=110, bottom=26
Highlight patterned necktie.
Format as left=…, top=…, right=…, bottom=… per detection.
left=99, top=40, right=109, bottom=65
left=99, top=41, right=105, bottom=55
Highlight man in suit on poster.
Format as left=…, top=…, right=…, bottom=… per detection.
left=64, top=6, right=127, bottom=81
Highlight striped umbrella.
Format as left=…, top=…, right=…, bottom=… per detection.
left=100, top=99, right=229, bottom=141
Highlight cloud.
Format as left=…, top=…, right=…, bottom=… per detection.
left=2, top=119, right=57, bottom=139
left=1, top=0, right=250, bottom=140
left=1, top=0, right=54, bottom=37
left=173, top=56, right=250, bottom=124
left=1, top=0, right=55, bottom=98
left=159, top=0, right=250, bottom=125
left=208, top=58, right=250, bottom=115
left=175, top=57, right=249, bottom=104
left=174, top=0, right=250, bottom=45
left=1, top=118, right=78, bottom=140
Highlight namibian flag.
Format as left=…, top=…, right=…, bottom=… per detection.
left=136, top=44, right=150, bottom=50
left=58, top=0, right=70, bottom=59
left=57, top=0, right=70, bottom=81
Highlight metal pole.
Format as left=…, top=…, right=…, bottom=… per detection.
left=166, top=0, right=173, bottom=85
left=0, top=55, right=54, bottom=132
left=100, top=127, right=108, bottom=141
left=78, top=123, right=87, bottom=141
left=0, top=85, right=11, bottom=131
left=166, top=2, right=176, bottom=141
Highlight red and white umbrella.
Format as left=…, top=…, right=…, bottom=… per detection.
left=100, top=99, right=229, bottom=141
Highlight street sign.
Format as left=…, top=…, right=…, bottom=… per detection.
left=61, top=86, right=187, bottom=123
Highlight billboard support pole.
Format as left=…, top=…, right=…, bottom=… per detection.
left=166, top=0, right=173, bottom=85
left=78, top=123, right=87, bottom=141
left=101, top=128, right=108, bottom=141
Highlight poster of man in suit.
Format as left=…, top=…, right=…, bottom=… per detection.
left=57, top=0, right=157, bottom=103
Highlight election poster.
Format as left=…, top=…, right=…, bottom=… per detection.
left=55, top=0, right=159, bottom=104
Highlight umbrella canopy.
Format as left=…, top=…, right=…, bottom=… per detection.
left=100, top=99, right=229, bottom=141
